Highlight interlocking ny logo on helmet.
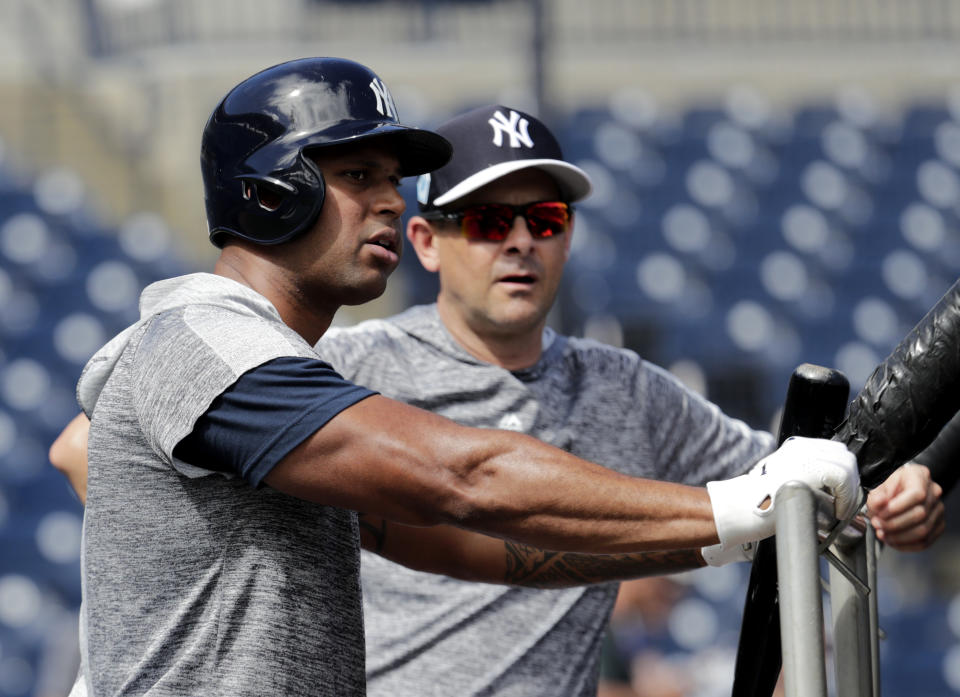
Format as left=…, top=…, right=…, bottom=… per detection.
left=200, top=57, right=451, bottom=248
left=368, top=78, right=397, bottom=119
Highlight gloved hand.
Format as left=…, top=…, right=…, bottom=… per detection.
left=703, top=436, right=860, bottom=562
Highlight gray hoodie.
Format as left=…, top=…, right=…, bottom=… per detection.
left=75, top=272, right=367, bottom=697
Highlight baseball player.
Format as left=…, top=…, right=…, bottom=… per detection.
left=59, top=58, right=862, bottom=697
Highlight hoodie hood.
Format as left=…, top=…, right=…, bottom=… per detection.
left=77, top=273, right=282, bottom=416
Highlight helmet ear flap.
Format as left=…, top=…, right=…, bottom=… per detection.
left=213, top=155, right=325, bottom=248
left=239, top=175, right=297, bottom=212
left=236, top=153, right=326, bottom=218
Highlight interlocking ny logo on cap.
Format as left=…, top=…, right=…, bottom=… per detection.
left=369, top=78, right=397, bottom=119
left=488, top=110, right=534, bottom=149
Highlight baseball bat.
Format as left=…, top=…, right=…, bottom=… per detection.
left=732, top=277, right=960, bottom=697
left=731, top=363, right=850, bottom=697
left=836, top=277, right=960, bottom=488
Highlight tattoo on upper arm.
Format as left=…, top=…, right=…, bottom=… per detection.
left=503, top=542, right=703, bottom=588
left=358, top=514, right=388, bottom=554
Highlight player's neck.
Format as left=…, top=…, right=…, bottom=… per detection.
left=214, top=248, right=335, bottom=346
left=437, top=301, right=544, bottom=371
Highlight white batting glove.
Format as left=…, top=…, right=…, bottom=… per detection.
left=705, top=436, right=860, bottom=551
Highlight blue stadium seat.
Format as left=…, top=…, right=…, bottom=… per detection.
left=680, top=106, right=728, bottom=139
left=902, top=103, right=953, bottom=137
left=0, top=191, right=38, bottom=217
left=791, top=104, right=842, bottom=137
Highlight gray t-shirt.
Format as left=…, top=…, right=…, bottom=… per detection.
left=318, top=304, right=775, bottom=697
left=76, top=273, right=367, bottom=697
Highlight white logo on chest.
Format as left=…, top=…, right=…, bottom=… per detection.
left=488, top=109, right=534, bottom=149
left=498, top=413, right=524, bottom=431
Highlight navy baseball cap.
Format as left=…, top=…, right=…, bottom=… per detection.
left=416, top=104, right=592, bottom=211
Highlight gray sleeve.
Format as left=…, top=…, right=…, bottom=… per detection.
left=130, top=307, right=314, bottom=470
left=639, top=361, right=775, bottom=485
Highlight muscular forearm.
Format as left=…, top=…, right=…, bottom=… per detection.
left=452, top=429, right=719, bottom=553
left=502, top=542, right=705, bottom=588
left=273, top=396, right=719, bottom=554
left=360, top=514, right=706, bottom=588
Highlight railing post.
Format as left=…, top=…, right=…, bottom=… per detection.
left=775, top=480, right=828, bottom=697
left=829, top=528, right=874, bottom=697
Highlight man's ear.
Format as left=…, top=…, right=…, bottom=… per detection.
left=406, top=216, right=441, bottom=273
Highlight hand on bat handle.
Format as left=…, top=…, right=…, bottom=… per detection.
left=869, top=409, right=960, bottom=551
left=865, top=462, right=945, bottom=551
left=702, top=436, right=860, bottom=567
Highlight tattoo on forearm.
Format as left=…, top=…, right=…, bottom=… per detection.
left=503, top=542, right=703, bottom=588
left=358, top=514, right=388, bottom=554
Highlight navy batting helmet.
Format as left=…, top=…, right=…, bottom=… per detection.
left=201, top=57, right=452, bottom=247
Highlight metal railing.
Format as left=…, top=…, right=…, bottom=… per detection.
left=775, top=483, right=881, bottom=697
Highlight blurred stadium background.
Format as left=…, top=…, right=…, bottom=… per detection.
left=1, top=1, right=960, bottom=695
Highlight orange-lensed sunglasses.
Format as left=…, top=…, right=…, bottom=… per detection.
left=423, top=201, right=573, bottom=241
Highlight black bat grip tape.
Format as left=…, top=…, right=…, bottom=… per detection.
left=835, top=278, right=960, bottom=489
